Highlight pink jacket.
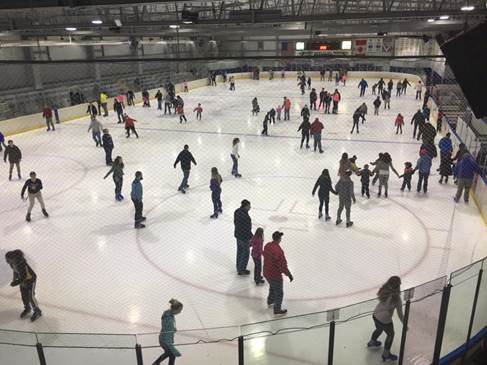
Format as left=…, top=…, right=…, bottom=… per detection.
left=250, top=236, right=264, bottom=258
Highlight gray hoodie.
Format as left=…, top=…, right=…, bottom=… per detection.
left=335, top=177, right=355, bottom=203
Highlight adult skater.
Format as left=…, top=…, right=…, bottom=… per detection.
left=131, top=171, right=146, bottom=229
left=350, top=112, right=361, bottom=134
left=319, top=88, right=326, bottom=109
left=355, top=103, right=367, bottom=123
left=439, top=133, right=453, bottom=184
left=21, top=171, right=48, bottom=222
left=324, top=92, right=332, bottom=114
left=367, top=276, right=404, bottom=362
left=307, top=76, right=312, bottom=90
left=301, top=104, right=310, bottom=123
left=382, top=90, right=391, bottom=110
left=297, top=118, right=311, bottom=149
left=373, top=153, right=399, bottom=198
left=152, top=299, right=183, bottom=365
left=102, top=129, right=114, bottom=166
left=87, top=115, right=103, bottom=147
left=335, top=171, right=356, bottom=227
left=234, top=199, right=253, bottom=276
left=4, top=140, right=22, bottom=181
left=142, top=90, right=150, bottom=107
left=268, top=108, right=276, bottom=124
left=113, top=98, right=124, bottom=124
left=373, top=96, right=381, bottom=115
left=312, top=169, right=337, bottom=220
left=104, top=156, right=125, bottom=201
left=263, top=231, right=293, bottom=315
left=261, top=112, right=270, bottom=136
left=231, top=138, right=242, bottom=178
left=411, top=109, right=425, bottom=140
left=396, top=81, right=403, bottom=97
left=387, top=79, right=394, bottom=94
left=358, top=78, right=368, bottom=97
left=0, top=130, right=5, bottom=152
left=309, top=88, right=317, bottom=111
left=210, top=167, right=223, bottom=219
left=52, top=104, right=60, bottom=124
left=310, top=118, right=324, bottom=153
left=395, top=113, right=404, bottom=134
left=436, top=110, right=444, bottom=133
left=377, top=78, right=385, bottom=94
left=422, top=105, right=431, bottom=122
left=164, top=93, right=173, bottom=115
left=331, top=89, right=341, bottom=114
left=42, top=105, right=55, bottom=131
left=415, top=81, right=423, bottom=100
left=372, top=83, right=378, bottom=95
left=402, top=78, right=411, bottom=94
left=86, top=102, right=98, bottom=117
left=297, top=79, right=306, bottom=95
left=250, top=228, right=265, bottom=285
left=252, top=97, right=260, bottom=116
left=282, top=97, right=291, bottom=120
left=155, top=90, right=163, bottom=110
left=126, top=90, right=135, bottom=106
left=414, top=149, right=432, bottom=194
left=328, top=69, right=333, bottom=82
left=100, top=91, right=109, bottom=116
left=174, top=145, right=197, bottom=194
left=454, top=153, right=478, bottom=204
left=5, top=250, right=42, bottom=321
left=124, top=113, right=139, bottom=138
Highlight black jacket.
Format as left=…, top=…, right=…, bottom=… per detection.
left=411, top=111, right=425, bottom=126
left=373, top=98, right=381, bottom=108
left=102, top=134, right=114, bottom=149
left=174, top=150, right=196, bottom=171
left=87, top=104, right=98, bottom=116
left=312, top=175, right=336, bottom=197
left=319, top=91, right=326, bottom=101
left=301, top=107, right=310, bottom=119
left=9, top=256, right=36, bottom=287
left=234, top=207, right=252, bottom=240
left=4, top=145, right=22, bottom=163
left=155, top=91, right=163, bottom=101
left=298, top=120, right=311, bottom=133
left=310, top=91, right=317, bottom=102
left=21, top=178, right=43, bottom=197
left=114, top=101, right=123, bottom=113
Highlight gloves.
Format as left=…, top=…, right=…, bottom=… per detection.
left=288, top=274, right=294, bottom=282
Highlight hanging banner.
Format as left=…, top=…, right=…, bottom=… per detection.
left=353, top=39, right=367, bottom=56
left=382, top=37, right=395, bottom=56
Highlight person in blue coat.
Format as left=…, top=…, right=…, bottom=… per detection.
left=454, top=153, right=479, bottom=203
left=358, top=78, right=368, bottom=97
left=0, top=131, right=6, bottom=151
left=131, top=171, right=146, bottom=229
left=153, top=299, right=183, bottom=365
left=414, top=149, right=432, bottom=193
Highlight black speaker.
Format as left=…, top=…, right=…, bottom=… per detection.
left=440, top=22, right=487, bottom=118
left=182, top=10, right=199, bottom=23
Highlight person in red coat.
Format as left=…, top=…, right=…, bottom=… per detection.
left=263, top=231, right=293, bottom=315
left=123, top=114, right=139, bottom=138
left=395, top=113, right=404, bottom=135
left=42, top=106, right=55, bottom=131
left=310, top=118, right=324, bottom=153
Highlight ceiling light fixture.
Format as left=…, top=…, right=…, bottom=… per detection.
left=65, top=27, right=77, bottom=31
left=427, top=18, right=436, bottom=22
left=460, top=5, right=475, bottom=11
left=92, top=20, right=103, bottom=25
left=182, top=21, right=193, bottom=24
left=169, top=25, right=180, bottom=29
left=439, top=15, right=450, bottom=20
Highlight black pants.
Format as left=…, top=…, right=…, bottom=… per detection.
left=351, top=120, right=359, bottom=134
left=20, top=281, right=40, bottom=312
left=371, top=316, right=395, bottom=352
left=153, top=343, right=176, bottom=365
left=416, top=91, right=422, bottom=100
left=164, top=103, right=172, bottom=115
left=126, top=126, right=138, bottom=138
left=196, top=112, right=202, bottom=120
left=332, top=101, right=338, bottom=114
left=310, top=100, right=316, bottom=110
left=132, top=199, right=143, bottom=224
left=104, top=147, right=113, bottom=165
left=157, top=100, right=162, bottom=110
left=319, top=99, right=325, bottom=109
left=396, top=89, right=401, bottom=96
left=374, top=107, right=379, bottom=115
left=117, top=110, right=123, bottom=123
left=102, top=103, right=108, bottom=116
left=318, top=194, right=329, bottom=216
left=401, top=178, right=411, bottom=191
left=236, top=239, right=250, bottom=273
left=325, top=103, right=331, bottom=114
left=179, top=114, right=187, bottom=123
left=417, top=172, right=429, bottom=193
left=360, top=88, right=366, bottom=97
left=114, top=176, right=123, bottom=195
left=413, top=124, right=419, bottom=138
left=361, top=182, right=370, bottom=197
left=261, top=124, right=268, bottom=136
left=396, top=125, right=402, bottom=134
left=211, top=191, right=222, bottom=214
left=253, top=256, right=263, bottom=283
left=178, top=170, right=190, bottom=191
left=267, top=279, right=284, bottom=312
left=300, top=132, right=309, bottom=147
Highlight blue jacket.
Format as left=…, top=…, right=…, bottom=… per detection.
left=358, top=80, right=368, bottom=89
left=439, top=137, right=452, bottom=155
left=454, top=154, right=478, bottom=179
left=159, top=310, right=181, bottom=357
left=131, top=178, right=143, bottom=201
left=415, top=155, right=432, bottom=174
left=0, top=132, right=4, bottom=143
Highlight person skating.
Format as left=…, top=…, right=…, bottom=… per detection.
left=387, top=79, right=394, bottom=94
left=282, top=97, right=291, bottom=120
left=300, top=105, right=310, bottom=123
left=21, top=171, right=48, bottom=222
left=328, top=69, right=333, bottom=82
left=275, top=105, right=282, bottom=121
left=4, top=140, right=22, bottom=181
left=42, top=105, right=55, bottom=131
left=355, top=103, right=367, bottom=123
left=176, top=103, right=187, bottom=123
left=422, top=105, right=431, bottom=122
left=324, top=92, right=332, bottom=114
left=358, top=78, right=368, bottom=97
left=229, top=76, right=236, bottom=90
left=124, top=113, right=139, bottom=138
left=310, top=118, right=324, bottom=153
left=319, top=88, right=326, bottom=109
left=396, top=81, right=403, bottom=97
left=399, top=162, right=414, bottom=191
left=100, top=91, right=109, bottom=116
left=377, top=78, right=385, bottom=94
left=415, top=81, right=423, bottom=100
left=126, top=90, right=135, bottom=106
left=261, top=112, right=270, bottom=136
left=52, top=104, right=60, bottom=124
left=0, top=131, right=5, bottom=152
left=193, top=103, right=203, bottom=120
left=231, top=138, right=242, bottom=178
left=142, top=90, right=150, bottom=107
left=297, top=118, right=311, bottom=149
left=367, top=276, right=404, bottom=362
left=373, top=153, right=399, bottom=198
left=436, top=110, right=444, bottom=132
left=332, top=90, right=341, bottom=114
left=87, top=115, right=103, bottom=147
left=155, top=90, right=163, bottom=110
left=414, top=149, right=432, bottom=194
left=5, top=250, right=42, bottom=322
left=104, top=156, right=125, bottom=201
left=268, top=108, right=276, bottom=124
left=209, top=167, right=223, bottom=219
left=335, top=72, right=340, bottom=86
left=87, top=102, right=98, bottom=117
left=370, top=153, right=383, bottom=185
left=152, top=299, right=183, bottom=365
left=164, top=94, right=173, bottom=115
left=183, top=80, right=189, bottom=92
left=411, top=109, right=425, bottom=140
left=395, top=113, right=404, bottom=134
left=263, top=231, right=293, bottom=315
left=297, top=79, right=306, bottom=95
left=307, top=76, right=312, bottom=90
left=382, top=90, right=391, bottom=110
left=113, top=98, right=124, bottom=123
left=309, top=88, right=317, bottom=110
left=131, top=171, right=146, bottom=229
left=335, top=171, right=356, bottom=227
left=372, top=83, right=378, bottom=95
left=453, top=153, right=479, bottom=204
left=102, top=129, right=114, bottom=166
left=359, top=164, right=373, bottom=198
left=373, top=96, right=381, bottom=115
left=234, top=199, right=253, bottom=275
left=174, top=145, right=197, bottom=194
left=402, top=78, right=411, bottom=94
left=439, top=133, right=453, bottom=184
left=312, top=169, right=337, bottom=220
left=252, top=97, right=260, bottom=116
left=250, top=228, right=265, bottom=285
left=350, top=112, right=360, bottom=134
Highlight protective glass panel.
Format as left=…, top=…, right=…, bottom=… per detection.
left=472, top=259, right=487, bottom=336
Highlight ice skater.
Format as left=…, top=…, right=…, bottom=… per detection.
left=350, top=112, right=360, bottom=134
left=396, top=81, right=402, bottom=96
left=358, top=78, right=368, bottom=97
left=367, top=276, right=404, bottom=362
left=453, top=153, right=478, bottom=204
left=319, top=88, right=326, bottom=109
left=229, top=76, right=235, bottom=90
left=174, top=145, right=197, bottom=194
left=331, top=90, right=341, bottom=114
left=176, top=103, right=187, bottom=123
left=131, top=171, right=146, bottom=229
left=210, top=167, right=223, bottom=219
left=21, top=171, right=49, bottom=222
left=155, top=90, right=163, bottom=110
left=193, top=103, right=203, bottom=120
left=439, top=133, right=453, bottom=184
left=113, top=98, right=124, bottom=123
left=402, top=78, right=411, bottom=94
left=87, top=115, right=103, bottom=147
left=124, top=113, right=139, bottom=138
left=261, top=112, right=270, bottom=136
left=414, top=149, right=432, bottom=194
left=252, top=97, right=260, bottom=116
left=377, top=78, right=385, bottom=95
left=4, top=140, right=22, bottom=181
left=399, top=162, right=414, bottom=191
left=312, top=169, right=337, bottom=220
left=300, top=104, right=310, bottom=123
left=373, top=96, right=381, bottom=115
left=102, top=129, right=114, bottom=166
left=250, top=228, right=265, bottom=285
left=0, top=131, right=5, bottom=152
left=324, top=92, right=332, bottom=114
left=268, top=108, right=276, bottom=124
left=411, top=109, right=425, bottom=140
left=395, top=113, right=404, bottom=134
left=309, top=88, right=317, bottom=110
left=231, top=138, right=242, bottom=178
left=355, top=103, right=367, bottom=123
left=282, top=97, right=291, bottom=120
left=234, top=199, right=253, bottom=276
left=335, top=171, right=356, bottom=227
left=297, top=118, right=311, bottom=149
left=382, top=90, right=391, bottom=109
left=359, top=164, right=373, bottom=198
left=104, top=156, right=125, bottom=201
left=373, top=153, right=399, bottom=198
left=5, top=250, right=42, bottom=322
left=415, top=81, right=423, bottom=100
left=42, top=105, right=55, bottom=131
left=142, top=90, right=150, bottom=107
left=310, top=118, right=324, bottom=153
left=164, top=94, right=173, bottom=115
left=275, top=105, right=282, bottom=121
left=387, top=79, right=394, bottom=94
left=152, top=299, right=183, bottom=365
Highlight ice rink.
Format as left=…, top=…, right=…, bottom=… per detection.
left=1, top=76, right=486, bottom=342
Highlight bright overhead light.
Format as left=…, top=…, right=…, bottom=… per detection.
left=439, top=15, right=450, bottom=20
left=65, top=27, right=77, bottom=31
left=296, top=41, right=305, bottom=50
left=341, top=40, right=352, bottom=50
left=182, top=21, right=193, bottom=24
left=461, top=5, right=475, bottom=11
left=92, top=20, right=103, bottom=25
left=427, top=18, right=436, bottom=22
left=169, top=25, right=180, bottom=29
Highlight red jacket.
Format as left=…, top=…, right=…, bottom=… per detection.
left=332, top=92, right=341, bottom=102
left=124, top=117, right=136, bottom=128
left=395, top=115, right=404, bottom=126
left=176, top=105, right=184, bottom=114
left=282, top=98, right=291, bottom=110
left=250, top=236, right=263, bottom=258
left=310, top=119, right=324, bottom=135
left=263, top=241, right=290, bottom=280
left=42, top=108, right=52, bottom=119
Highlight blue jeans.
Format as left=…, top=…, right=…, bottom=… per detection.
left=417, top=172, right=429, bottom=193
left=236, top=239, right=250, bottom=273
left=178, top=170, right=190, bottom=191
left=231, top=154, right=239, bottom=176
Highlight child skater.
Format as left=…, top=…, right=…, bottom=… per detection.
left=193, top=103, right=203, bottom=120
left=252, top=97, right=260, bottom=116
left=123, top=113, right=139, bottom=138
left=395, top=113, right=404, bottom=134
left=209, top=167, right=223, bottom=219
left=399, top=162, right=414, bottom=191
left=177, top=103, right=187, bottom=123
left=104, top=156, right=125, bottom=201
left=275, top=105, right=282, bottom=121
left=250, top=228, right=265, bottom=285
left=261, top=112, right=270, bottom=136
left=359, top=164, right=374, bottom=198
